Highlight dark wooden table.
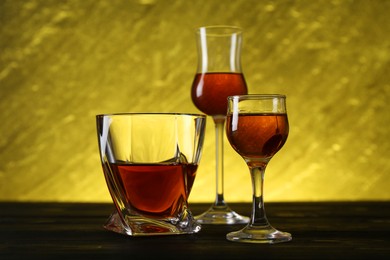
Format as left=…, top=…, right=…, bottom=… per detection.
left=0, top=202, right=389, bottom=259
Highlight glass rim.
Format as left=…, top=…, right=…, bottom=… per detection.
left=196, top=25, right=243, bottom=36
left=96, top=112, right=207, bottom=118
left=228, top=94, right=286, bottom=100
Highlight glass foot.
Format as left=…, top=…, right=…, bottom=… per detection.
left=195, top=204, right=250, bottom=224
left=226, top=225, right=292, bottom=243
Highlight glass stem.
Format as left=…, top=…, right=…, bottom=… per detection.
left=248, top=164, right=271, bottom=227
left=213, top=116, right=227, bottom=207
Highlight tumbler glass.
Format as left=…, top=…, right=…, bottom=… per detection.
left=96, top=113, right=206, bottom=236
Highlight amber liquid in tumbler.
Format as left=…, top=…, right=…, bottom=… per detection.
left=191, top=72, right=248, bottom=116
left=226, top=114, right=289, bottom=158
left=107, top=163, right=198, bottom=218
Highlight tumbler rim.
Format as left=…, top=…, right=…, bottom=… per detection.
left=227, top=94, right=286, bottom=100
left=96, top=112, right=207, bottom=118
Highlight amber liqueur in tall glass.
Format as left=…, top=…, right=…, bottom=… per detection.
left=191, top=72, right=247, bottom=116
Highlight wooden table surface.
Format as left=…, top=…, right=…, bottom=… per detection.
left=0, top=202, right=389, bottom=259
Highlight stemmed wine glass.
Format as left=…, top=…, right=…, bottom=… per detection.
left=225, top=94, right=292, bottom=243
left=191, top=25, right=250, bottom=224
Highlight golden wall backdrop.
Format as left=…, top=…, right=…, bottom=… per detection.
left=1, top=0, right=389, bottom=202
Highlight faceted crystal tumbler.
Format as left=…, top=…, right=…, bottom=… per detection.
left=96, top=113, right=206, bottom=236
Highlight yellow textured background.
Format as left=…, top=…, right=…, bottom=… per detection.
left=1, top=0, right=389, bottom=202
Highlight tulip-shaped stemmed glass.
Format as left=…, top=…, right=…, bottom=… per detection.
left=225, top=95, right=292, bottom=243
left=191, top=26, right=249, bottom=224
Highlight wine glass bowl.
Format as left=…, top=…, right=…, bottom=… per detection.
left=225, top=94, right=292, bottom=243
left=191, top=25, right=249, bottom=224
left=226, top=112, right=288, bottom=160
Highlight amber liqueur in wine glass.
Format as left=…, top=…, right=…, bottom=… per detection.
left=191, top=25, right=250, bottom=224
left=225, top=94, right=292, bottom=243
